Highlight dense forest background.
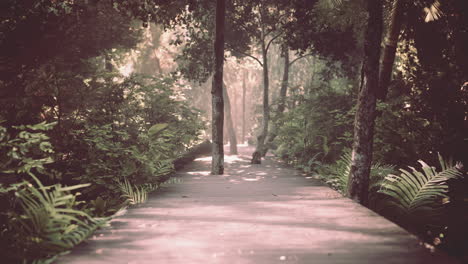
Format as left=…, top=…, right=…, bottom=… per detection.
left=0, top=0, right=467, bottom=263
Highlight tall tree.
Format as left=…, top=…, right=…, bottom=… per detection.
left=235, top=2, right=287, bottom=164
left=262, top=44, right=314, bottom=155
left=277, top=44, right=290, bottom=114
left=211, top=0, right=226, bottom=175
left=242, top=75, right=247, bottom=144
left=378, top=0, right=403, bottom=100
left=347, top=0, right=383, bottom=205
left=223, top=83, right=238, bottom=154
left=260, top=44, right=288, bottom=157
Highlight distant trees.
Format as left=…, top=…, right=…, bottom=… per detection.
left=223, top=1, right=292, bottom=164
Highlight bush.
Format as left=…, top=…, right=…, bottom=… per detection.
left=317, top=149, right=396, bottom=195
left=0, top=122, right=105, bottom=262
left=56, top=75, right=205, bottom=203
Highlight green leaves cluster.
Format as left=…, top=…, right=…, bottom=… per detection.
left=0, top=123, right=105, bottom=262
left=64, top=75, right=204, bottom=201
left=319, top=149, right=395, bottom=194
left=0, top=122, right=56, bottom=180
left=11, top=175, right=106, bottom=262
left=378, top=156, right=463, bottom=231
left=273, top=84, right=355, bottom=166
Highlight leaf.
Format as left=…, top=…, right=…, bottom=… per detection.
left=377, top=156, right=462, bottom=229
left=148, top=123, right=168, bottom=137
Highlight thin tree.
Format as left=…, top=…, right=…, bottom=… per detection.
left=223, top=82, right=238, bottom=154
left=242, top=75, right=246, bottom=144
left=347, top=0, right=383, bottom=205
left=229, top=2, right=286, bottom=164
left=277, top=44, right=290, bottom=114
left=249, top=6, right=277, bottom=164
left=211, top=0, right=226, bottom=175
left=262, top=44, right=312, bottom=156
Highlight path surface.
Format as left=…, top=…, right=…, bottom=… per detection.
left=58, top=145, right=457, bottom=264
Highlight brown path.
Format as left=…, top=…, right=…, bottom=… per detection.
left=57, top=145, right=458, bottom=264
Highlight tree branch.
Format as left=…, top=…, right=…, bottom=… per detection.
left=265, top=32, right=284, bottom=53
left=289, top=53, right=314, bottom=67
left=231, top=49, right=263, bottom=67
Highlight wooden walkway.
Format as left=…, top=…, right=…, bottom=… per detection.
left=57, top=145, right=458, bottom=264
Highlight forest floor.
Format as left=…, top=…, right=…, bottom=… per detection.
left=57, top=145, right=458, bottom=264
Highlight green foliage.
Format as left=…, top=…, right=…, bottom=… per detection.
left=10, top=174, right=106, bottom=261
left=117, top=179, right=154, bottom=205
left=318, top=149, right=396, bottom=194
left=0, top=122, right=56, bottom=179
left=377, top=157, right=462, bottom=231
left=372, top=94, right=455, bottom=167
left=0, top=123, right=105, bottom=262
left=0, top=0, right=142, bottom=126
left=65, top=75, right=204, bottom=202
left=0, top=73, right=205, bottom=261
left=274, top=84, right=356, bottom=166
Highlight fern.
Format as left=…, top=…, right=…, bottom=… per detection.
left=13, top=174, right=106, bottom=260
left=378, top=158, right=462, bottom=228
left=117, top=179, right=156, bottom=205
left=320, top=149, right=395, bottom=194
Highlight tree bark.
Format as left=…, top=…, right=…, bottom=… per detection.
left=277, top=44, right=289, bottom=114
left=242, top=76, right=246, bottom=144
left=223, top=82, right=238, bottom=154
left=347, top=0, right=383, bottom=205
left=211, top=0, right=225, bottom=175
left=378, top=0, right=402, bottom=101
left=251, top=35, right=270, bottom=164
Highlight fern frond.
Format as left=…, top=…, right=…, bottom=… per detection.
left=14, top=174, right=106, bottom=258
left=378, top=157, right=462, bottom=228
left=117, top=179, right=149, bottom=205
left=323, top=149, right=395, bottom=194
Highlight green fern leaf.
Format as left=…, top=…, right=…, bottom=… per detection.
left=378, top=157, right=462, bottom=229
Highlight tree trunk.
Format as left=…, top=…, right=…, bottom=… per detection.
left=251, top=37, right=270, bottom=164
left=242, top=76, right=246, bottom=144
left=211, top=0, right=225, bottom=175
left=347, top=0, right=383, bottom=205
left=277, top=45, right=289, bottom=114
left=223, top=82, right=238, bottom=154
left=378, top=0, right=402, bottom=101
left=262, top=44, right=290, bottom=156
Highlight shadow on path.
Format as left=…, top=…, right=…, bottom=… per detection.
left=57, top=145, right=458, bottom=264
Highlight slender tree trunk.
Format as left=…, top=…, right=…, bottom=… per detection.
left=251, top=37, right=270, bottom=164
left=242, top=76, right=246, bottom=144
left=262, top=44, right=290, bottom=156
left=378, top=0, right=402, bottom=101
left=223, top=82, right=238, bottom=154
left=211, top=0, right=225, bottom=174
left=277, top=44, right=290, bottom=114
left=233, top=86, right=238, bottom=141
left=347, top=0, right=383, bottom=205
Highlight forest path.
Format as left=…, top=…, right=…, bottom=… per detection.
left=57, top=145, right=457, bottom=264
